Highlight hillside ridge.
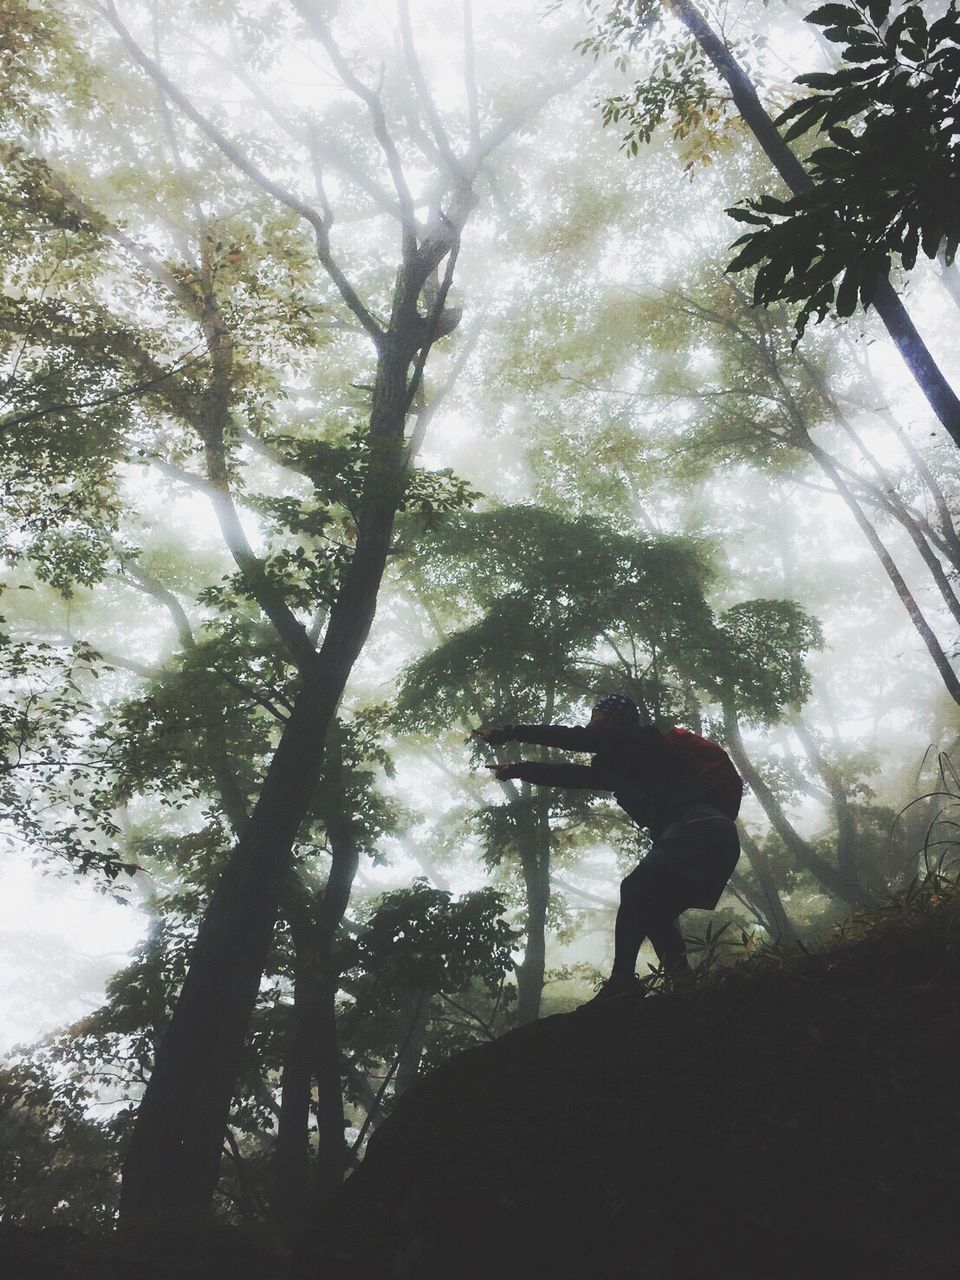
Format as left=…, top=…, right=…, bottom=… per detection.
left=303, top=896, right=960, bottom=1279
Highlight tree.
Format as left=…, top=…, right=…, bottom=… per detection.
left=594, top=263, right=960, bottom=707
left=582, top=0, right=960, bottom=450
left=727, top=1, right=960, bottom=335
left=0, top=0, right=585, bottom=1219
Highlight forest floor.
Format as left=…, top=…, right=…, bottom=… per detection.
left=3, top=881, right=959, bottom=1279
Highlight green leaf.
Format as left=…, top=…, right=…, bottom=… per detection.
left=726, top=234, right=772, bottom=274
left=726, top=205, right=773, bottom=226
left=836, top=261, right=860, bottom=316
left=778, top=95, right=831, bottom=131
left=796, top=71, right=843, bottom=90
left=806, top=4, right=861, bottom=28
left=825, top=125, right=860, bottom=149
left=929, top=9, right=960, bottom=46
left=866, top=0, right=891, bottom=27
left=843, top=46, right=888, bottom=61
left=884, top=11, right=909, bottom=47
left=900, top=224, right=919, bottom=270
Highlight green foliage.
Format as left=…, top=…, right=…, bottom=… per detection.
left=580, top=0, right=767, bottom=167
left=398, top=504, right=819, bottom=731
left=0, top=1058, right=119, bottom=1229
left=351, top=881, right=517, bottom=998
left=728, top=1, right=960, bottom=334
left=338, top=883, right=518, bottom=1103
left=0, top=631, right=134, bottom=888
left=713, top=600, right=824, bottom=721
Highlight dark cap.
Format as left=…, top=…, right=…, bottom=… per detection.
left=592, top=693, right=640, bottom=724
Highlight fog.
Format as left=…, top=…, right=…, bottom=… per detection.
left=2, top=0, right=958, bottom=1233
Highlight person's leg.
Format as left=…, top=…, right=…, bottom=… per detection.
left=644, top=910, right=688, bottom=976
left=613, top=861, right=688, bottom=978
left=611, top=863, right=652, bottom=978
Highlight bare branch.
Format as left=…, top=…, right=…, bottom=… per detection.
left=102, top=1, right=323, bottom=231
left=402, top=318, right=481, bottom=468
left=398, top=0, right=466, bottom=181
left=463, top=0, right=480, bottom=151
left=120, top=561, right=195, bottom=650
left=291, top=0, right=417, bottom=245
left=99, top=0, right=384, bottom=340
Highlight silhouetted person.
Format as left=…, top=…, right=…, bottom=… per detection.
left=475, top=693, right=741, bottom=1001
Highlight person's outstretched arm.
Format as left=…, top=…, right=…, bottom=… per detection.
left=489, top=761, right=607, bottom=789
left=478, top=723, right=668, bottom=762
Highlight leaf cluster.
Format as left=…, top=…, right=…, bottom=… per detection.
left=0, top=632, right=134, bottom=888
left=580, top=0, right=767, bottom=165
left=728, top=1, right=960, bottom=334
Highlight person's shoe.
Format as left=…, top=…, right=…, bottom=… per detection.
left=578, top=973, right=642, bottom=1008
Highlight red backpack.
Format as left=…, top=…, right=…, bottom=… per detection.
left=664, top=726, right=743, bottom=820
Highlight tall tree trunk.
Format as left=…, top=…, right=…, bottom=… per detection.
left=274, top=897, right=314, bottom=1234
left=515, top=792, right=551, bottom=1026
left=119, top=331, right=423, bottom=1222
left=789, top=716, right=862, bottom=896
left=672, top=0, right=960, bottom=451
left=723, top=705, right=861, bottom=906
left=736, top=828, right=798, bottom=945
left=801, top=437, right=960, bottom=706
left=394, top=990, right=433, bottom=1098
left=273, top=723, right=360, bottom=1225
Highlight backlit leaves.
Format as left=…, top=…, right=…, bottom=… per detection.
left=727, top=1, right=960, bottom=335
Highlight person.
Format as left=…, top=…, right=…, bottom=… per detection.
left=474, top=693, right=741, bottom=1002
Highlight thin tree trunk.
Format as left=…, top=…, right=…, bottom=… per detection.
left=789, top=716, right=861, bottom=896
left=393, top=990, right=433, bottom=1097
left=515, top=792, right=551, bottom=1025
left=672, top=0, right=960, bottom=451
left=798, top=359, right=960, bottom=612
left=802, top=437, right=960, bottom=706
left=798, top=345, right=960, bottom=571
left=723, top=706, right=861, bottom=907
left=736, top=828, right=798, bottom=945
left=876, top=407, right=960, bottom=566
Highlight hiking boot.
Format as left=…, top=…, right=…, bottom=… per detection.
left=579, top=973, right=642, bottom=1008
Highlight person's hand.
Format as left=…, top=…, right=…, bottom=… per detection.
left=472, top=727, right=510, bottom=746
left=485, top=762, right=514, bottom=781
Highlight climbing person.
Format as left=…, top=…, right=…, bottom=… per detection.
left=474, top=693, right=742, bottom=1002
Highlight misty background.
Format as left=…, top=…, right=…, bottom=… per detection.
left=2, top=0, right=958, bottom=1229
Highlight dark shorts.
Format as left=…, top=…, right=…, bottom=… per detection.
left=623, top=805, right=741, bottom=915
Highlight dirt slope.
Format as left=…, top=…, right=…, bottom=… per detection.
left=303, top=907, right=960, bottom=1280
